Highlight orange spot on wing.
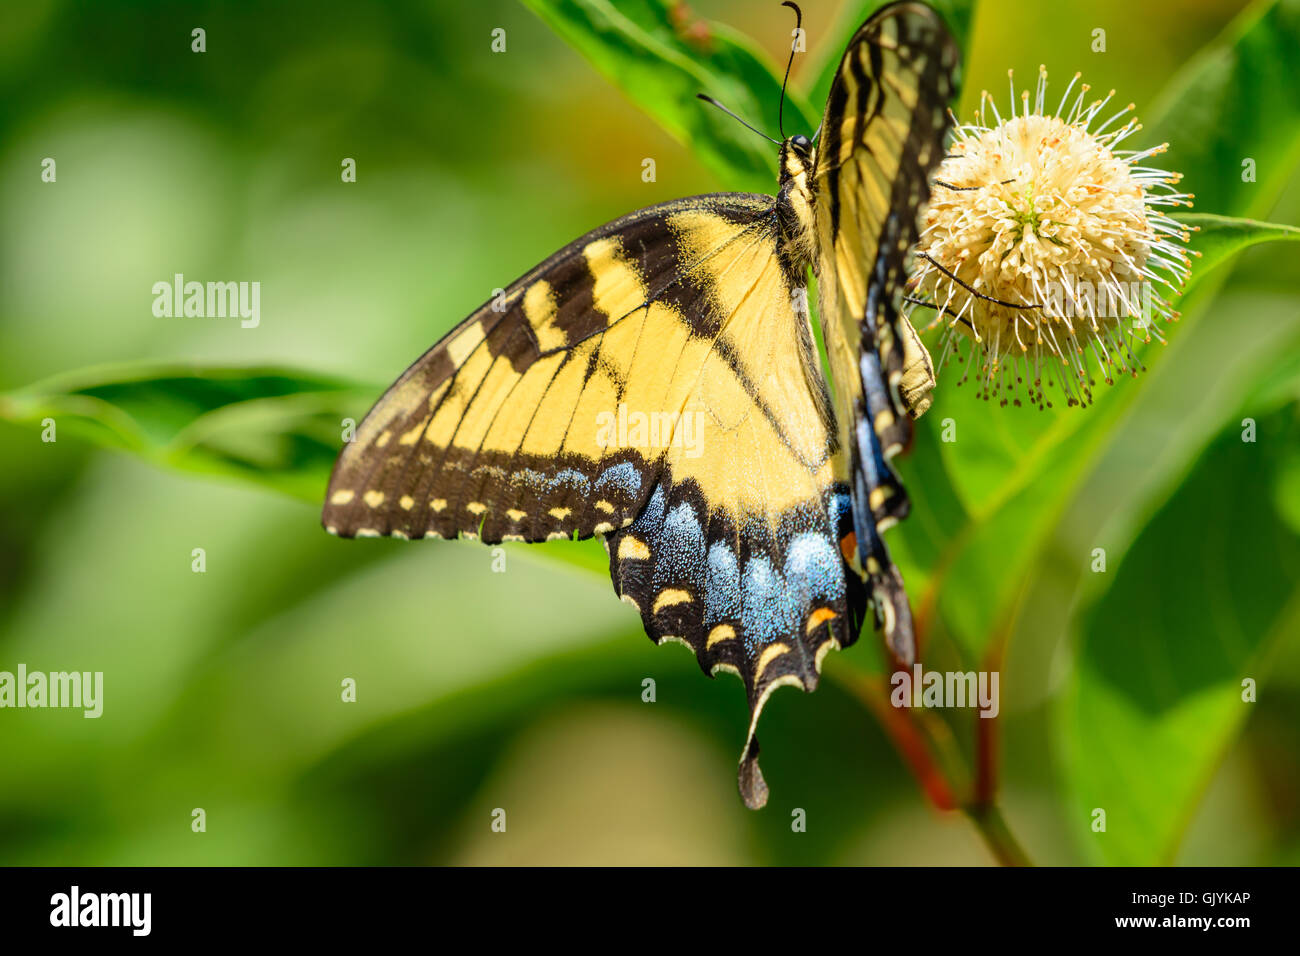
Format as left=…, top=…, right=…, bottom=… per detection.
left=806, top=607, right=837, bottom=634
left=840, top=532, right=857, bottom=565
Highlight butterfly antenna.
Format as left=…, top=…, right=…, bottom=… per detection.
left=696, top=94, right=781, bottom=145
left=779, top=1, right=803, bottom=139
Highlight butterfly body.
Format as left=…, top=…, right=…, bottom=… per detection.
left=324, top=1, right=958, bottom=808
left=775, top=134, right=818, bottom=271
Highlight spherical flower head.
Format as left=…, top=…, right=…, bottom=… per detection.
left=908, top=67, right=1198, bottom=408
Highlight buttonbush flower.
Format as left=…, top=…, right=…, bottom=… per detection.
left=907, top=67, right=1198, bottom=408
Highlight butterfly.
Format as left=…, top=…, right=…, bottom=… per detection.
left=323, top=1, right=958, bottom=809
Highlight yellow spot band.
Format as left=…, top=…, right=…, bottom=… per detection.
left=755, top=643, right=791, bottom=681
left=618, top=536, right=650, bottom=561
left=652, top=589, right=692, bottom=613
left=706, top=624, right=735, bottom=649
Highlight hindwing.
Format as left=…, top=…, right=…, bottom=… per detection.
left=811, top=1, right=958, bottom=662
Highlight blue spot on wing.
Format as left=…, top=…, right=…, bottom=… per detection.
left=705, top=541, right=741, bottom=624
left=595, top=462, right=642, bottom=498
left=855, top=416, right=891, bottom=504
left=550, top=469, right=591, bottom=495
left=740, top=556, right=801, bottom=655
left=629, top=483, right=666, bottom=535
left=653, top=502, right=705, bottom=591
left=514, top=467, right=591, bottom=496
left=829, top=490, right=853, bottom=534
left=784, top=533, right=845, bottom=606
left=861, top=351, right=892, bottom=418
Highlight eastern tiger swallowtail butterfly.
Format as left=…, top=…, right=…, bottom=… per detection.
left=323, top=1, right=958, bottom=808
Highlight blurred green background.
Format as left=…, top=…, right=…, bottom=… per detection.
left=1, top=0, right=1297, bottom=865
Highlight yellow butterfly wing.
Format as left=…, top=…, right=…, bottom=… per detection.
left=323, top=194, right=866, bottom=807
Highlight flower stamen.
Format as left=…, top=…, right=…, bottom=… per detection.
left=906, top=68, right=1196, bottom=408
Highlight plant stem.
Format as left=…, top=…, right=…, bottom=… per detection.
left=964, top=802, right=1033, bottom=867
left=831, top=667, right=1037, bottom=866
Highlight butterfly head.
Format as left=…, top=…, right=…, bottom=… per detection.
left=780, top=134, right=814, bottom=178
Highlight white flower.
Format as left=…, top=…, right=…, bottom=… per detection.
left=907, top=67, right=1197, bottom=408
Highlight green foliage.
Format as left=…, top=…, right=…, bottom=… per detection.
left=3, top=0, right=1298, bottom=865
left=1061, top=401, right=1300, bottom=865
left=1045, top=0, right=1300, bottom=863
left=1147, top=0, right=1300, bottom=218
left=1, top=364, right=371, bottom=502
left=523, top=0, right=818, bottom=191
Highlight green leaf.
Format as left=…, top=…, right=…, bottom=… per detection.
left=1058, top=405, right=1300, bottom=864
left=522, top=0, right=817, bottom=191
left=1180, top=212, right=1300, bottom=264
left=0, top=363, right=373, bottom=503
left=1146, top=0, right=1300, bottom=219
